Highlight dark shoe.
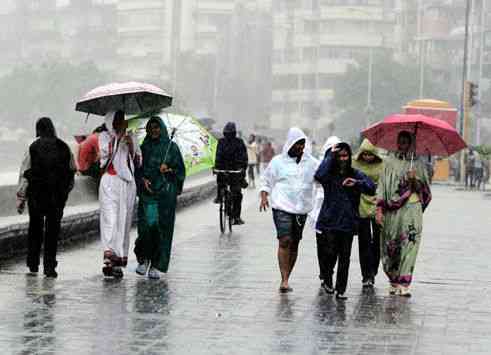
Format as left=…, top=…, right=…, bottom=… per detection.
left=232, top=218, right=245, bottom=225
left=279, top=286, right=293, bottom=293
left=28, top=265, right=39, bottom=273
left=321, top=281, right=334, bottom=294
left=335, top=292, right=348, bottom=300
left=112, top=266, right=124, bottom=279
left=213, top=196, right=220, bottom=204
left=362, top=278, right=374, bottom=288
left=102, top=264, right=113, bottom=277
left=44, top=269, right=58, bottom=278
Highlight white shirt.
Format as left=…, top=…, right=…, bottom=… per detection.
left=259, top=127, right=319, bottom=215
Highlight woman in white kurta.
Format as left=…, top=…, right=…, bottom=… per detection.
left=99, top=110, right=141, bottom=278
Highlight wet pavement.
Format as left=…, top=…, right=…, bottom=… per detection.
left=0, top=186, right=490, bottom=355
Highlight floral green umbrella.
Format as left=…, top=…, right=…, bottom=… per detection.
left=128, top=113, right=217, bottom=176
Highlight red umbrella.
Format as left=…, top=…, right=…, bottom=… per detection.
left=362, top=114, right=467, bottom=157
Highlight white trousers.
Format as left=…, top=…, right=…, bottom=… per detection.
left=99, top=174, right=136, bottom=259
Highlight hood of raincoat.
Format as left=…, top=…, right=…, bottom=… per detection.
left=354, top=139, right=383, bottom=163
left=352, top=138, right=384, bottom=218
left=223, top=122, right=237, bottom=139
left=282, top=127, right=311, bottom=157
left=36, top=117, right=57, bottom=138
left=320, top=136, right=341, bottom=157
left=143, top=116, right=170, bottom=145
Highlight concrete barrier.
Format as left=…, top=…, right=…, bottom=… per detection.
left=0, top=177, right=216, bottom=261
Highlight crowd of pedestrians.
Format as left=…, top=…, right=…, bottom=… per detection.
left=16, top=115, right=433, bottom=299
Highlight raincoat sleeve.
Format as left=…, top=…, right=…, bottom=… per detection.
left=98, top=132, right=111, bottom=168
left=314, top=151, right=334, bottom=185
left=171, top=143, right=186, bottom=195
left=237, top=139, right=248, bottom=170
left=354, top=170, right=376, bottom=196
left=16, top=149, right=30, bottom=201
left=214, top=139, right=225, bottom=170
left=131, top=133, right=142, bottom=168
left=259, top=159, right=275, bottom=194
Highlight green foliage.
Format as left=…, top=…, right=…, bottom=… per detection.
left=331, top=53, right=457, bottom=141
left=0, top=60, right=109, bottom=137
left=474, top=144, right=491, bottom=158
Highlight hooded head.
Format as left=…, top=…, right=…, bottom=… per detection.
left=321, top=136, right=342, bottom=157
left=144, top=116, right=169, bottom=143
left=35, top=117, right=56, bottom=138
left=223, top=122, right=237, bottom=139
left=104, top=110, right=126, bottom=137
left=333, top=142, right=353, bottom=176
left=397, top=130, right=415, bottom=154
left=355, top=138, right=382, bottom=164
left=282, top=127, right=311, bottom=161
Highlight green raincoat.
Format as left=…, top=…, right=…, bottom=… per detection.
left=352, top=139, right=384, bottom=219
left=134, top=117, right=186, bottom=272
left=377, top=153, right=432, bottom=286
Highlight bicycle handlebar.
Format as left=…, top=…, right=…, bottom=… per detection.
left=213, top=169, right=243, bottom=174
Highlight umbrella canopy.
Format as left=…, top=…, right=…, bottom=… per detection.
left=362, top=114, right=467, bottom=156
left=75, top=82, right=172, bottom=116
left=127, top=113, right=218, bottom=176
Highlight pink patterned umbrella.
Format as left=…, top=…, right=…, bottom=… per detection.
left=362, top=114, right=467, bottom=156
left=75, top=82, right=172, bottom=116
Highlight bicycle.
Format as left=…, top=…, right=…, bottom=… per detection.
left=213, top=169, right=243, bottom=233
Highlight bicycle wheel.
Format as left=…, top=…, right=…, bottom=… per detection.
left=219, top=195, right=226, bottom=234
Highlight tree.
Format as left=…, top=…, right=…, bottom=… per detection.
left=330, top=53, right=458, bottom=141
left=0, top=60, right=110, bottom=138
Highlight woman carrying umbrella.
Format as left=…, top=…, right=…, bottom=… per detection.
left=376, top=131, right=432, bottom=297
left=134, top=117, right=186, bottom=279
left=99, top=110, right=141, bottom=278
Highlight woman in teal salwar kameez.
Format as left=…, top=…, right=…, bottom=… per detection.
left=134, top=117, right=186, bottom=279
left=376, top=131, right=432, bottom=297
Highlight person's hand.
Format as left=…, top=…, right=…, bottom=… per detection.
left=16, top=199, right=25, bottom=215
left=342, top=177, right=357, bottom=187
left=407, top=169, right=416, bottom=180
left=260, top=192, right=269, bottom=212
left=143, top=178, right=153, bottom=193
left=160, top=163, right=169, bottom=174
left=376, top=207, right=384, bottom=226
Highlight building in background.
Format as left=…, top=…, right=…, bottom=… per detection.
left=0, top=0, right=118, bottom=76
left=271, top=0, right=399, bottom=141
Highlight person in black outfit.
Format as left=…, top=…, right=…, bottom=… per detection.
left=16, top=117, right=76, bottom=278
left=214, top=122, right=248, bottom=225
left=314, top=142, right=376, bottom=300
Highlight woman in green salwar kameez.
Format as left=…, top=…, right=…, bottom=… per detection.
left=134, top=117, right=186, bottom=279
left=376, top=131, right=432, bottom=297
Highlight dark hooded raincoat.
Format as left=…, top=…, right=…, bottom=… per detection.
left=134, top=117, right=186, bottom=272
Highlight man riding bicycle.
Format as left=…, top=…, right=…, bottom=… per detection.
left=214, top=122, right=248, bottom=225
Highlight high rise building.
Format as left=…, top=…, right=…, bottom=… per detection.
left=271, top=0, right=399, bottom=139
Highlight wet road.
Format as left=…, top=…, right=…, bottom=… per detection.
left=0, top=186, right=490, bottom=355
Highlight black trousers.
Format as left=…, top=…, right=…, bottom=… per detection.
left=27, top=202, right=64, bottom=270
left=358, top=218, right=381, bottom=281
left=316, top=231, right=354, bottom=294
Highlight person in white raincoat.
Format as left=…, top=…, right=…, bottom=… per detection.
left=259, top=127, right=319, bottom=292
left=99, top=110, right=141, bottom=278
left=307, top=136, right=342, bottom=230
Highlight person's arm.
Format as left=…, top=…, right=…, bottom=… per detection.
left=98, top=133, right=111, bottom=168
left=314, top=151, right=334, bottom=185
left=259, top=159, right=275, bottom=211
left=353, top=171, right=376, bottom=196
left=16, top=149, right=30, bottom=214
left=238, top=139, right=248, bottom=170
left=214, top=139, right=224, bottom=170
